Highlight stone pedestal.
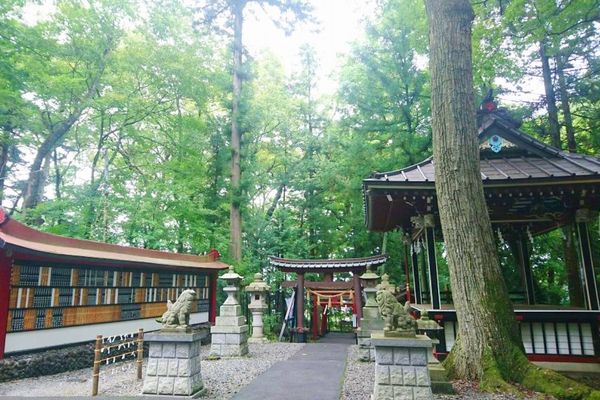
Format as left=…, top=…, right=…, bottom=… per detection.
left=142, top=331, right=204, bottom=397
left=358, top=268, right=382, bottom=361
left=358, top=287, right=384, bottom=361
left=210, top=266, right=248, bottom=357
left=372, top=333, right=433, bottom=400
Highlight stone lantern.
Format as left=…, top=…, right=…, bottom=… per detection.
left=377, top=273, right=396, bottom=293
left=357, top=266, right=383, bottom=361
left=245, top=273, right=270, bottom=343
left=209, top=265, right=249, bottom=357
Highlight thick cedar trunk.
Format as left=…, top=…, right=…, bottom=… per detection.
left=540, top=43, right=561, bottom=149
left=229, top=0, right=244, bottom=262
left=543, top=50, right=584, bottom=306
left=425, top=0, right=523, bottom=381
left=556, top=55, right=577, bottom=153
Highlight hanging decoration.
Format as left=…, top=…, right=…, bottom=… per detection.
left=526, top=226, right=534, bottom=244
left=489, top=135, right=503, bottom=153
left=497, top=228, right=505, bottom=246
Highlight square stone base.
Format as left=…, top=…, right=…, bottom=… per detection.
left=372, top=334, right=433, bottom=400
left=210, top=327, right=248, bottom=357
left=142, top=332, right=204, bottom=397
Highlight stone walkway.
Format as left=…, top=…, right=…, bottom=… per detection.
left=232, top=333, right=354, bottom=400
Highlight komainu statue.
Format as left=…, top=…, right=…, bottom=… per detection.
left=375, top=289, right=417, bottom=337
left=157, top=289, right=197, bottom=329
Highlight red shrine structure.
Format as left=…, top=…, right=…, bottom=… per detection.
left=363, top=101, right=600, bottom=363
left=0, top=209, right=228, bottom=358
left=269, top=255, right=387, bottom=340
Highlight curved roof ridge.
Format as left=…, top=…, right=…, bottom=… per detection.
left=371, top=156, right=433, bottom=180
left=269, top=254, right=388, bottom=269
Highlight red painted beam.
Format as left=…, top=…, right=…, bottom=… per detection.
left=527, top=354, right=600, bottom=363
left=209, top=271, right=218, bottom=325
left=0, top=252, right=12, bottom=359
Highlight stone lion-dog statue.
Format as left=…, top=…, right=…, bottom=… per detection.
left=375, top=289, right=417, bottom=336
left=157, top=289, right=198, bottom=329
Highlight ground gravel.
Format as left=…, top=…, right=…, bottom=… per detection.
left=341, top=345, right=549, bottom=400
left=0, top=342, right=304, bottom=398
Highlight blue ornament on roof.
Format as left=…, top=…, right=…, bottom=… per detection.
left=489, top=135, right=503, bottom=153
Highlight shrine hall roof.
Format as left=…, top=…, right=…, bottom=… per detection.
left=0, top=209, right=228, bottom=271
left=269, top=255, right=387, bottom=272
left=364, top=111, right=600, bottom=186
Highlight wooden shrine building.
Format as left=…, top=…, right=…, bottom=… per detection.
left=363, top=101, right=600, bottom=363
left=270, top=255, right=387, bottom=339
left=0, top=209, right=228, bottom=358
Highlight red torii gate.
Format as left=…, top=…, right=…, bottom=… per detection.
left=270, top=255, right=387, bottom=340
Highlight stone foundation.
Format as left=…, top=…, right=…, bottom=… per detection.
left=372, top=334, right=433, bottom=400
left=142, top=331, right=204, bottom=397
left=209, top=324, right=249, bottom=357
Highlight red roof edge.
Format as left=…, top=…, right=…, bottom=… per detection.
left=0, top=210, right=227, bottom=270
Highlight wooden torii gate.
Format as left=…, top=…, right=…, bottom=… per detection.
left=270, top=255, right=387, bottom=340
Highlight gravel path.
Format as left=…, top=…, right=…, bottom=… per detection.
left=340, top=345, right=549, bottom=400
left=0, top=342, right=557, bottom=399
left=0, top=342, right=304, bottom=398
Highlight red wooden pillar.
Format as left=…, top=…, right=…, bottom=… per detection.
left=311, top=295, right=319, bottom=340
left=0, top=252, right=13, bottom=359
left=296, top=273, right=305, bottom=329
left=353, top=272, right=362, bottom=326
left=209, top=271, right=218, bottom=325
left=321, top=305, right=328, bottom=334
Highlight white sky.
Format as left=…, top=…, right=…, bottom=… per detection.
left=244, top=0, right=376, bottom=95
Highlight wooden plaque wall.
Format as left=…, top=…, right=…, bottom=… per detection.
left=7, top=264, right=210, bottom=332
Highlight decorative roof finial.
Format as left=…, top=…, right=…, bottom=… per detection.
left=480, top=88, right=496, bottom=112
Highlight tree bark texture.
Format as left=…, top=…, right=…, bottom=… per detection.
left=556, top=55, right=577, bottom=153
left=425, top=0, right=523, bottom=381
left=229, top=0, right=244, bottom=262
left=540, top=43, right=561, bottom=149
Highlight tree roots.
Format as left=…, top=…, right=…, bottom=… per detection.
left=444, top=346, right=600, bottom=400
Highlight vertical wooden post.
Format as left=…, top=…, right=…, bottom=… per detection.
left=311, top=295, right=318, bottom=340
left=515, top=236, right=535, bottom=305
left=136, top=328, right=144, bottom=380
left=321, top=305, right=328, bottom=335
left=353, top=272, right=362, bottom=326
left=411, top=243, right=422, bottom=304
left=0, top=252, right=12, bottom=359
left=92, top=335, right=102, bottom=396
left=296, top=273, right=305, bottom=330
left=424, top=215, right=441, bottom=309
left=209, top=272, right=218, bottom=325
left=576, top=210, right=600, bottom=310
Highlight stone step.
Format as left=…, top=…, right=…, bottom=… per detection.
left=428, top=364, right=455, bottom=394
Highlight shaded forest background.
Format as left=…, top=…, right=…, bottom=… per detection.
left=1, top=0, right=599, bottom=298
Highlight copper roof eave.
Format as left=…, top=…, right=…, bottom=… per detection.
left=0, top=217, right=228, bottom=271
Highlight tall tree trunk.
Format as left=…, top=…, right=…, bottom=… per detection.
left=554, top=54, right=584, bottom=306
left=229, top=0, right=245, bottom=262
left=22, top=114, right=79, bottom=212
left=557, top=56, right=586, bottom=306
left=0, top=132, right=10, bottom=204
left=425, top=0, right=523, bottom=383
left=556, top=55, right=576, bottom=153
left=540, top=42, right=561, bottom=149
